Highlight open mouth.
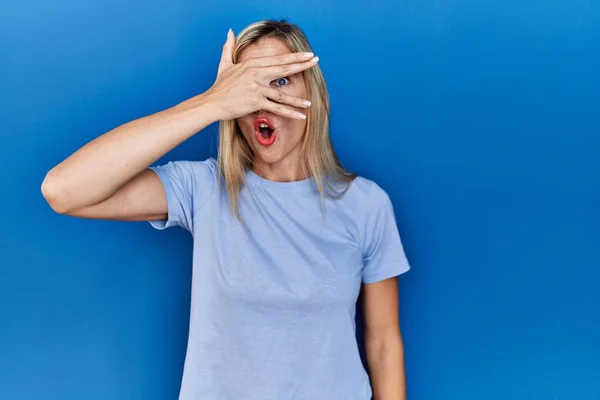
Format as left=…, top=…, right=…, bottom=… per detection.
left=254, top=117, right=276, bottom=146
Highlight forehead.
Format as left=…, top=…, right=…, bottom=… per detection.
left=237, top=37, right=291, bottom=63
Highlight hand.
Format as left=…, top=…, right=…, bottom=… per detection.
left=205, top=29, right=319, bottom=121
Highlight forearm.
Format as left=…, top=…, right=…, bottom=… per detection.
left=365, top=333, right=407, bottom=400
left=42, top=93, right=217, bottom=211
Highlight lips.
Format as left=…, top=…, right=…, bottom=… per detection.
left=254, top=117, right=276, bottom=147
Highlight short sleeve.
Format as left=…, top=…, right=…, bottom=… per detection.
left=147, top=158, right=216, bottom=233
left=361, top=183, right=410, bottom=284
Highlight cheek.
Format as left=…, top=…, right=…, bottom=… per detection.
left=283, top=83, right=307, bottom=106
left=284, top=119, right=307, bottom=142
left=236, top=117, right=255, bottom=137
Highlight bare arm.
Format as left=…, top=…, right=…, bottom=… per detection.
left=41, top=29, right=318, bottom=221
left=41, top=97, right=217, bottom=218
left=362, top=277, right=407, bottom=400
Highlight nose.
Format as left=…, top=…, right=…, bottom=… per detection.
left=256, top=110, right=274, bottom=119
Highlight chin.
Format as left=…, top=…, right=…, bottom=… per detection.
left=237, top=116, right=302, bottom=168
left=251, top=142, right=286, bottom=165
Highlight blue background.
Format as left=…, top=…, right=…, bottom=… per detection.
left=1, top=0, right=599, bottom=399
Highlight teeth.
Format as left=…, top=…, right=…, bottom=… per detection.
left=259, top=123, right=269, bottom=129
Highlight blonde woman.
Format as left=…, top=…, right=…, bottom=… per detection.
left=42, top=19, right=410, bottom=400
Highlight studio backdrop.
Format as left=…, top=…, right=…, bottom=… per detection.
left=1, top=0, right=598, bottom=399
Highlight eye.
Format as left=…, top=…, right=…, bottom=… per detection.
left=273, top=77, right=290, bottom=87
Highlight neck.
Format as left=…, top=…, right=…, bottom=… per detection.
left=252, top=158, right=308, bottom=183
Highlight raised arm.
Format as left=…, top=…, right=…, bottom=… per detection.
left=41, top=29, right=318, bottom=221
left=40, top=96, right=217, bottom=220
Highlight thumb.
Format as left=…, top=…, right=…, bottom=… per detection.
left=217, top=29, right=235, bottom=75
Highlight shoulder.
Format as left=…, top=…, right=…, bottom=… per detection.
left=343, top=175, right=394, bottom=210
left=154, top=157, right=217, bottom=171
left=148, top=157, right=218, bottom=206
left=331, top=175, right=398, bottom=239
left=150, top=157, right=217, bottom=182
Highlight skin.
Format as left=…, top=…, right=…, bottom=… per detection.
left=40, top=28, right=406, bottom=399
left=362, top=280, right=408, bottom=399
left=40, top=30, right=315, bottom=219
left=236, top=38, right=408, bottom=399
left=235, top=37, right=310, bottom=182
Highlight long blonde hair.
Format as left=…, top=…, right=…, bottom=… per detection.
left=217, top=20, right=355, bottom=218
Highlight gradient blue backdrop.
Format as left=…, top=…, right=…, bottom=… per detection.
left=1, top=0, right=599, bottom=399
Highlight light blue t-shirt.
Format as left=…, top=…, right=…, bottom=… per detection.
left=149, top=158, right=410, bottom=400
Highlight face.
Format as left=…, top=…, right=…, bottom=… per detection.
left=236, top=37, right=309, bottom=177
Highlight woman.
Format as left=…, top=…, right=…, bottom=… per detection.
left=42, top=19, right=410, bottom=400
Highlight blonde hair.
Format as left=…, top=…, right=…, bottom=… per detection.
left=217, top=20, right=355, bottom=218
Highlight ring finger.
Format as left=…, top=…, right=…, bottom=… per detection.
left=261, top=87, right=312, bottom=108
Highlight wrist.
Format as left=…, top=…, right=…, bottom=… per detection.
left=197, top=88, right=229, bottom=122
left=175, top=91, right=223, bottom=128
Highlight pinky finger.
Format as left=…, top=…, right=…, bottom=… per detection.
left=259, top=99, right=307, bottom=120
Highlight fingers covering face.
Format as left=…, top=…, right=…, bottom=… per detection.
left=261, top=87, right=312, bottom=108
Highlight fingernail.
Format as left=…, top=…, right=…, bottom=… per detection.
left=310, top=56, right=319, bottom=64
left=298, top=112, right=307, bottom=119
left=304, top=52, right=314, bottom=58
left=302, top=100, right=312, bottom=106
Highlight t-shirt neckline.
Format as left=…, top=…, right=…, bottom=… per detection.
left=245, top=169, right=317, bottom=193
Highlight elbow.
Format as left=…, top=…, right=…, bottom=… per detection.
left=41, top=172, right=74, bottom=215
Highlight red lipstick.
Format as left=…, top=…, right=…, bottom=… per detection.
left=254, top=117, right=276, bottom=147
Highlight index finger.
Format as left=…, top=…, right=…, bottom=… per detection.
left=218, top=29, right=235, bottom=74
left=246, top=51, right=315, bottom=68
left=261, top=56, right=319, bottom=79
